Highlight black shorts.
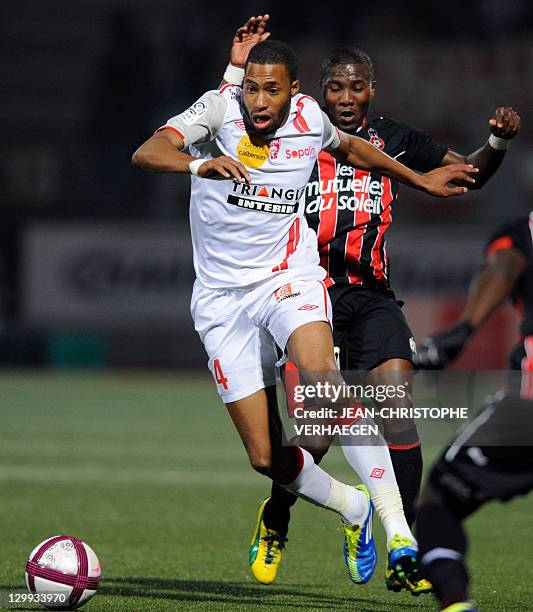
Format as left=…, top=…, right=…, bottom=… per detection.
left=329, top=285, right=414, bottom=371
left=430, top=394, right=533, bottom=512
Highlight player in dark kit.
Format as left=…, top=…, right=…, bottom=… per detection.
left=415, top=214, right=533, bottom=612
left=221, top=15, right=520, bottom=591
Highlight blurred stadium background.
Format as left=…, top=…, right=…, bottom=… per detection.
left=0, top=0, right=532, bottom=370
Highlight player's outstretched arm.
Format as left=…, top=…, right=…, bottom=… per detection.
left=333, top=131, right=478, bottom=197
left=440, top=106, right=520, bottom=189
left=219, top=15, right=270, bottom=87
left=230, top=15, right=270, bottom=68
left=132, top=129, right=250, bottom=182
left=416, top=248, right=526, bottom=369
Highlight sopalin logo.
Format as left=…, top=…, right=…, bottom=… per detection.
left=285, top=146, right=316, bottom=160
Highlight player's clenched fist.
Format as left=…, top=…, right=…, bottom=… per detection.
left=489, top=106, right=520, bottom=140
left=194, top=156, right=251, bottom=183
left=414, top=322, right=474, bottom=370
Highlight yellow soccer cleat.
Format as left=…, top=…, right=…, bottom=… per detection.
left=385, top=566, right=433, bottom=595
left=248, top=498, right=286, bottom=585
left=440, top=604, right=479, bottom=612
left=385, top=534, right=433, bottom=596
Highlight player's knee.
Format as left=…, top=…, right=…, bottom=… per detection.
left=384, top=421, right=420, bottom=447
left=249, top=454, right=272, bottom=476
left=250, top=457, right=272, bottom=476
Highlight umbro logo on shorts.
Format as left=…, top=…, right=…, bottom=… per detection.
left=370, top=468, right=385, bottom=479
left=298, top=304, right=319, bottom=311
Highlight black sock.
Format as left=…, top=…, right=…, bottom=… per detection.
left=389, top=445, right=423, bottom=526
left=263, top=483, right=297, bottom=537
left=264, top=449, right=327, bottom=537
left=424, top=559, right=469, bottom=607
left=418, top=500, right=470, bottom=605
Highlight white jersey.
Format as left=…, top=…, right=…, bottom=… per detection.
left=159, top=85, right=340, bottom=288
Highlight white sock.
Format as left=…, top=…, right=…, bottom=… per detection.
left=372, top=484, right=415, bottom=549
left=281, top=447, right=367, bottom=525
left=339, top=432, right=414, bottom=546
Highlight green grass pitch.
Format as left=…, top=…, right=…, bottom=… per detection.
left=1, top=372, right=532, bottom=611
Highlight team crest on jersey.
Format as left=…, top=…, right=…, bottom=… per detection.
left=236, top=134, right=270, bottom=168
left=274, top=283, right=301, bottom=302
left=179, top=100, right=208, bottom=125
left=268, top=138, right=281, bottom=160
left=368, top=128, right=385, bottom=150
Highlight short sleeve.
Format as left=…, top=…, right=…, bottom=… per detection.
left=321, top=111, right=341, bottom=151
left=157, top=91, right=229, bottom=147
left=389, top=119, right=448, bottom=172
left=485, top=218, right=530, bottom=260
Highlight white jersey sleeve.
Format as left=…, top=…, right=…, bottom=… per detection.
left=158, top=91, right=229, bottom=147
left=320, top=111, right=341, bottom=151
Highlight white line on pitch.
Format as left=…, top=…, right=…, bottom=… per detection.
left=0, top=465, right=261, bottom=486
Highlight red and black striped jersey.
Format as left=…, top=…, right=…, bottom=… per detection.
left=304, top=116, right=447, bottom=292
left=485, top=213, right=533, bottom=344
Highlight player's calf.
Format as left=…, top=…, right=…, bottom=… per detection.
left=418, top=482, right=472, bottom=607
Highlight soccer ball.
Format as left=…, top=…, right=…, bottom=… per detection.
left=25, top=535, right=101, bottom=609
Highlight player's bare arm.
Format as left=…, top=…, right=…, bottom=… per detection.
left=441, top=106, right=520, bottom=189
left=416, top=248, right=526, bottom=369
left=333, top=130, right=478, bottom=197
left=132, top=129, right=251, bottom=182
left=460, top=247, right=526, bottom=328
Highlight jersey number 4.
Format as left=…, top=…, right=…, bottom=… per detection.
left=213, top=359, right=229, bottom=390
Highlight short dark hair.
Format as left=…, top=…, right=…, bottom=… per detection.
left=246, top=40, right=298, bottom=82
left=319, top=47, right=374, bottom=89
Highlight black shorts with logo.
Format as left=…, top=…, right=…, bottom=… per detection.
left=328, top=284, right=414, bottom=371
left=430, top=394, right=533, bottom=515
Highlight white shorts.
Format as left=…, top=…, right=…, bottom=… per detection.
left=191, top=269, right=332, bottom=403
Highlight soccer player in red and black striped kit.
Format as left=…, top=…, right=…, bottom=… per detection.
left=222, top=15, right=520, bottom=589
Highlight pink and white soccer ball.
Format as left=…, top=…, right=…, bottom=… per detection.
left=25, top=536, right=101, bottom=609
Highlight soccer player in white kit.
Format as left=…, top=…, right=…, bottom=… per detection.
left=132, top=38, right=477, bottom=586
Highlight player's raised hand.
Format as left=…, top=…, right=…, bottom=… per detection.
left=414, top=322, right=474, bottom=370
left=196, top=156, right=251, bottom=183
left=421, top=164, right=479, bottom=196
left=489, top=106, right=520, bottom=140
left=230, top=15, right=271, bottom=67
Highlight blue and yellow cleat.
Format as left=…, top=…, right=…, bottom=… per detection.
left=342, top=484, right=377, bottom=584
left=249, top=498, right=286, bottom=585
left=385, top=535, right=433, bottom=596
left=440, top=603, right=479, bottom=612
